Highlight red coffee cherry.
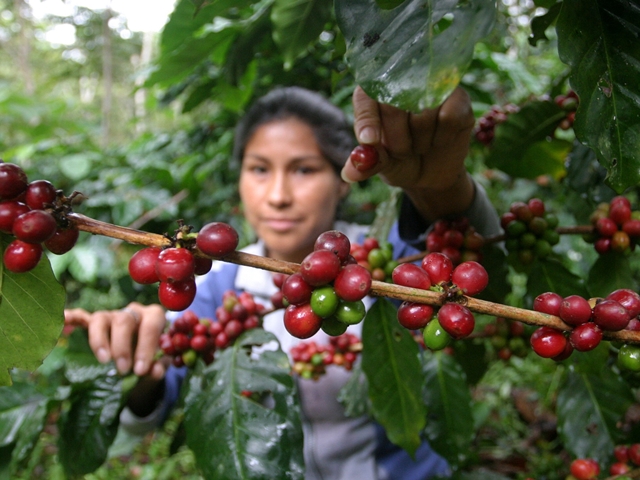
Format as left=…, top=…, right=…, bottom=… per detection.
left=391, top=263, right=432, bottom=290
left=559, top=295, right=592, bottom=326
left=397, top=301, right=434, bottom=330
left=530, top=326, right=567, bottom=358
left=0, top=201, right=30, bottom=234
left=349, top=144, right=379, bottom=172
left=533, top=292, right=563, bottom=316
left=156, top=247, right=195, bottom=283
left=12, top=210, right=57, bottom=243
left=569, top=322, right=602, bottom=352
left=283, top=303, right=323, bottom=339
left=282, top=272, right=314, bottom=305
left=569, top=458, right=600, bottom=480
left=451, top=261, right=488, bottom=296
left=3, top=239, right=43, bottom=273
left=421, top=252, right=453, bottom=285
left=196, top=222, right=239, bottom=257
left=129, top=247, right=162, bottom=284
left=300, top=249, right=341, bottom=286
left=0, top=163, right=28, bottom=200
left=437, top=303, right=475, bottom=339
left=591, top=299, right=630, bottom=331
left=607, top=288, right=640, bottom=317
left=333, top=264, right=372, bottom=302
left=44, top=227, right=80, bottom=255
left=158, top=279, right=197, bottom=311
left=314, top=230, right=351, bottom=264
left=25, top=180, right=57, bottom=210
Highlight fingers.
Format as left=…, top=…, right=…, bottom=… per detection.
left=79, top=303, right=167, bottom=378
left=428, top=87, right=475, bottom=148
left=130, top=303, right=167, bottom=376
left=352, top=86, right=382, bottom=145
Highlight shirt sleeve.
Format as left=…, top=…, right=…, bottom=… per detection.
left=396, top=177, right=501, bottom=250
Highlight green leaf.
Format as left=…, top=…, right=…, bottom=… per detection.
left=526, top=257, right=589, bottom=300
left=375, top=0, right=405, bottom=9
left=587, top=251, right=634, bottom=297
left=336, top=0, right=496, bottom=111
left=57, top=371, right=128, bottom=477
left=556, top=359, right=634, bottom=465
left=0, top=382, right=46, bottom=448
left=361, top=298, right=425, bottom=456
left=272, top=0, right=333, bottom=70
left=184, top=329, right=304, bottom=480
left=486, top=100, right=569, bottom=179
left=421, top=351, right=474, bottom=467
left=0, top=234, right=65, bottom=386
left=556, top=0, right=640, bottom=193
left=528, top=2, right=561, bottom=47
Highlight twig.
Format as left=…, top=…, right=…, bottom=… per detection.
left=68, top=213, right=640, bottom=344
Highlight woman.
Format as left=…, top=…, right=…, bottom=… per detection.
left=65, top=85, right=501, bottom=479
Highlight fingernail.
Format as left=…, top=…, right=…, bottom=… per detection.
left=134, top=360, right=146, bottom=376
left=358, top=127, right=378, bottom=145
left=96, top=348, right=110, bottom=363
left=116, top=357, right=130, bottom=374
left=340, top=167, right=355, bottom=184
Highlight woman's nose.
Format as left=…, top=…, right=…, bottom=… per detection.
left=267, top=172, right=293, bottom=207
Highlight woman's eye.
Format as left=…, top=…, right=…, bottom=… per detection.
left=296, top=166, right=316, bottom=174
left=249, top=165, right=268, bottom=174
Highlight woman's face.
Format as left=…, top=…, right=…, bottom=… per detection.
left=239, top=118, right=349, bottom=263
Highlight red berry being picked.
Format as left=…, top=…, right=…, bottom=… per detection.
left=569, top=458, right=600, bottom=480
left=349, top=144, right=379, bottom=172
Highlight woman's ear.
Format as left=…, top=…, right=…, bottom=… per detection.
left=338, top=179, right=351, bottom=200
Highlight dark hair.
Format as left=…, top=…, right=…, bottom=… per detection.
left=233, top=87, right=355, bottom=173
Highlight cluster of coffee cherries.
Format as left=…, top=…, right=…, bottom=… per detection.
left=425, top=217, right=484, bottom=265
left=568, top=442, right=640, bottom=479
left=483, top=317, right=529, bottom=361
left=391, top=252, right=489, bottom=349
left=290, top=333, right=362, bottom=380
left=279, top=231, right=373, bottom=339
left=584, top=196, right=640, bottom=255
left=473, top=103, right=520, bottom=146
left=530, top=289, right=640, bottom=361
left=158, top=290, right=265, bottom=367
left=501, top=198, right=560, bottom=265
left=0, top=161, right=80, bottom=273
left=350, top=237, right=398, bottom=282
left=128, top=222, right=239, bottom=311
left=554, top=90, right=579, bottom=131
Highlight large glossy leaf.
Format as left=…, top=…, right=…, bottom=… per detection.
left=556, top=0, right=640, bottom=193
left=0, top=382, right=46, bottom=449
left=184, top=329, right=304, bottom=480
left=361, top=298, right=425, bottom=456
left=335, top=0, right=496, bottom=112
left=272, top=0, right=333, bottom=69
left=421, top=351, right=474, bottom=467
left=587, top=251, right=634, bottom=298
left=486, top=100, right=569, bottom=179
left=0, top=234, right=65, bottom=386
left=526, top=257, right=589, bottom=300
left=146, top=0, right=255, bottom=88
left=57, top=370, right=128, bottom=477
left=556, top=355, right=634, bottom=465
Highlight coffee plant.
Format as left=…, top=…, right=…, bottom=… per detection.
left=2, top=1, right=640, bottom=479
